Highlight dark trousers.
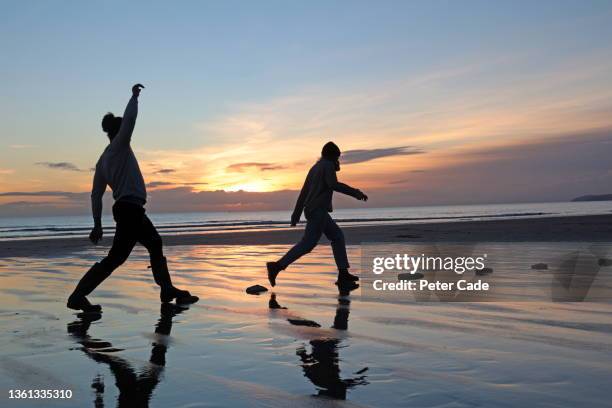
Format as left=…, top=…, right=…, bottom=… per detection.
left=70, top=201, right=171, bottom=300
left=278, top=208, right=350, bottom=270
left=99, top=201, right=165, bottom=273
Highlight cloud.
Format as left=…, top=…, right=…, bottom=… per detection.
left=386, top=128, right=612, bottom=204
left=226, top=162, right=287, bottom=172
left=3, top=128, right=611, bottom=217
left=0, top=191, right=85, bottom=198
left=155, top=168, right=176, bottom=174
left=36, top=162, right=84, bottom=172
left=342, top=146, right=424, bottom=164
left=146, top=181, right=174, bottom=188
left=0, top=187, right=299, bottom=217
left=0, top=168, right=15, bottom=175
left=147, top=181, right=208, bottom=189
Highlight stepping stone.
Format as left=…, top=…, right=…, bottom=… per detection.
left=598, top=258, right=612, bottom=267
left=475, top=267, right=493, bottom=276
left=531, top=263, right=548, bottom=270
left=246, top=284, right=268, bottom=295
left=287, top=318, right=321, bottom=327
left=397, top=272, right=425, bottom=281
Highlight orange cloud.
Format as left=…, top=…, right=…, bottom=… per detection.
left=226, top=162, right=287, bottom=172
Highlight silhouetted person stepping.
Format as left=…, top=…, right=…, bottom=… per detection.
left=296, top=284, right=367, bottom=400
left=267, top=142, right=368, bottom=287
left=67, top=84, right=198, bottom=313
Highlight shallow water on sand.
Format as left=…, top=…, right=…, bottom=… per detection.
left=0, top=245, right=611, bottom=407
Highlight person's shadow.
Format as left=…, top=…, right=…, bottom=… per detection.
left=275, top=281, right=369, bottom=400
left=67, top=303, right=189, bottom=407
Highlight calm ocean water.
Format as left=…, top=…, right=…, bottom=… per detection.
left=0, top=201, right=611, bottom=240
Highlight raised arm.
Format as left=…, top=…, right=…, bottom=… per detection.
left=324, top=161, right=367, bottom=200
left=110, top=84, right=144, bottom=149
left=90, top=166, right=107, bottom=243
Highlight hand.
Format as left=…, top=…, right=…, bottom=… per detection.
left=132, top=83, right=145, bottom=97
left=357, top=190, right=368, bottom=201
left=89, top=225, right=103, bottom=244
left=290, top=213, right=300, bottom=227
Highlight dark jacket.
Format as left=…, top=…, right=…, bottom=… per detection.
left=292, top=158, right=362, bottom=219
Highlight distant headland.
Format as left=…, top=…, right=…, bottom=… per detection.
left=572, top=194, right=612, bottom=202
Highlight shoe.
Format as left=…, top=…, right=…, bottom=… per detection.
left=67, top=295, right=102, bottom=313
left=175, top=290, right=199, bottom=304
left=160, top=286, right=199, bottom=304
left=267, top=262, right=282, bottom=287
left=151, top=257, right=199, bottom=304
left=336, top=280, right=359, bottom=295
left=336, top=268, right=359, bottom=284
left=268, top=293, right=287, bottom=309
left=67, top=263, right=110, bottom=312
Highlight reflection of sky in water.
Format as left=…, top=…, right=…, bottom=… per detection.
left=0, top=244, right=611, bottom=407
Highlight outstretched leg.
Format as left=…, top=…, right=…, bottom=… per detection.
left=138, top=215, right=198, bottom=304
left=268, top=209, right=326, bottom=287
left=323, top=215, right=358, bottom=283
left=67, top=224, right=136, bottom=312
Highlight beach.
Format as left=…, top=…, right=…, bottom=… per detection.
left=2, top=213, right=612, bottom=258
left=4, top=0, right=612, bottom=406
left=0, top=214, right=611, bottom=407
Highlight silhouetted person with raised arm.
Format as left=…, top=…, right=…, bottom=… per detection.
left=267, top=142, right=368, bottom=287
left=67, top=303, right=187, bottom=407
left=67, top=84, right=197, bottom=312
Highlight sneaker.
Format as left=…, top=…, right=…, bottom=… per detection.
left=336, top=269, right=359, bottom=284
left=67, top=295, right=102, bottom=313
left=160, top=287, right=199, bottom=304
left=336, top=280, right=360, bottom=294
left=268, top=294, right=287, bottom=309
left=267, top=262, right=281, bottom=287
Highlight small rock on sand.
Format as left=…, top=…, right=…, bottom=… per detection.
left=598, top=258, right=612, bottom=267
left=397, top=272, right=425, bottom=281
left=246, top=284, right=268, bottom=295
left=531, top=263, right=548, bottom=270
left=476, top=267, right=493, bottom=276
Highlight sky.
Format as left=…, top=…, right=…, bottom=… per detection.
left=1, top=0, right=612, bottom=217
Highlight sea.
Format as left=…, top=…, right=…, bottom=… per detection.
left=0, top=201, right=610, bottom=241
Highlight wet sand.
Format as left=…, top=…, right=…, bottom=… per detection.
left=1, top=243, right=611, bottom=407
left=2, top=213, right=612, bottom=259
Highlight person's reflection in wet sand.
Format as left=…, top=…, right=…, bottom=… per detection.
left=67, top=303, right=188, bottom=407
left=273, top=281, right=368, bottom=400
